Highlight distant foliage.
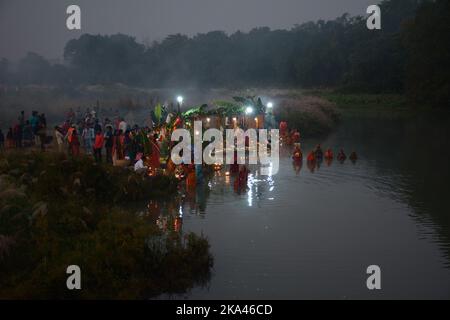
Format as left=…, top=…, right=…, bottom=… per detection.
left=402, top=0, right=450, bottom=107
left=0, top=0, right=448, bottom=107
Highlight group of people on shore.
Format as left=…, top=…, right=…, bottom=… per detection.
left=54, top=107, right=163, bottom=167
left=0, top=108, right=164, bottom=172
left=0, top=110, right=48, bottom=151
left=1, top=108, right=359, bottom=184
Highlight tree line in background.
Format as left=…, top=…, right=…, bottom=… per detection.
left=0, top=0, right=448, bottom=107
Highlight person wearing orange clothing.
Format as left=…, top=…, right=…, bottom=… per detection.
left=93, top=130, right=104, bottom=163
left=65, top=125, right=76, bottom=154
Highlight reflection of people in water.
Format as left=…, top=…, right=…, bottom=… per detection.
left=196, top=185, right=208, bottom=214
left=293, top=158, right=302, bottom=174
left=337, top=149, right=347, bottom=162
left=349, top=151, right=358, bottom=163
left=324, top=148, right=333, bottom=166
left=195, top=164, right=203, bottom=184
left=306, top=150, right=317, bottom=172
left=174, top=216, right=182, bottom=232
left=325, top=148, right=333, bottom=160
left=234, top=165, right=249, bottom=193
left=307, top=159, right=316, bottom=173
left=186, top=164, right=196, bottom=191
left=230, top=150, right=239, bottom=174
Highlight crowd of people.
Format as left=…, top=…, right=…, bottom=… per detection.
left=0, top=107, right=164, bottom=170
left=53, top=107, right=164, bottom=168
left=0, top=111, right=48, bottom=152
left=0, top=107, right=359, bottom=184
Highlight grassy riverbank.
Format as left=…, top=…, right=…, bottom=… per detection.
left=301, top=89, right=416, bottom=115
left=0, top=151, right=213, bottom=299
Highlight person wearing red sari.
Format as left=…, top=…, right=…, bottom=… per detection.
left=150, top=134, right=161, bottom=168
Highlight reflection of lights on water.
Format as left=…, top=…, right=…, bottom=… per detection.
left=179, top=205, right=183, bottom=218
left=247, top=173, right=255, bottom=207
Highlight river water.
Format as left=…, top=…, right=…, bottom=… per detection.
left=154, top=110, right=450, bottom=299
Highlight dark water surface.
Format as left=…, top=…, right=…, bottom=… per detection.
left=156, top=111, right=450, bottom=299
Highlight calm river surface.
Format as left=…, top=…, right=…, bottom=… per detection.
left=157, top=110, right=450, bottom=299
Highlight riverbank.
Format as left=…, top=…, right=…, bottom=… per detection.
left=305, top=90, right=412, bottom=115
left=0, top=85, right=341, bottom=137
left=0, top=151, right=213, bottom=299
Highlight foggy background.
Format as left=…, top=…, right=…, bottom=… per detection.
left=0, top=0, right=378, bottom=61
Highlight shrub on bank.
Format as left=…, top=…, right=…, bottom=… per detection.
left=0, top=151, right=213, bottom=299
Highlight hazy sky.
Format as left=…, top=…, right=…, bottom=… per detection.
left=0, top=0, right=378, bottom=61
